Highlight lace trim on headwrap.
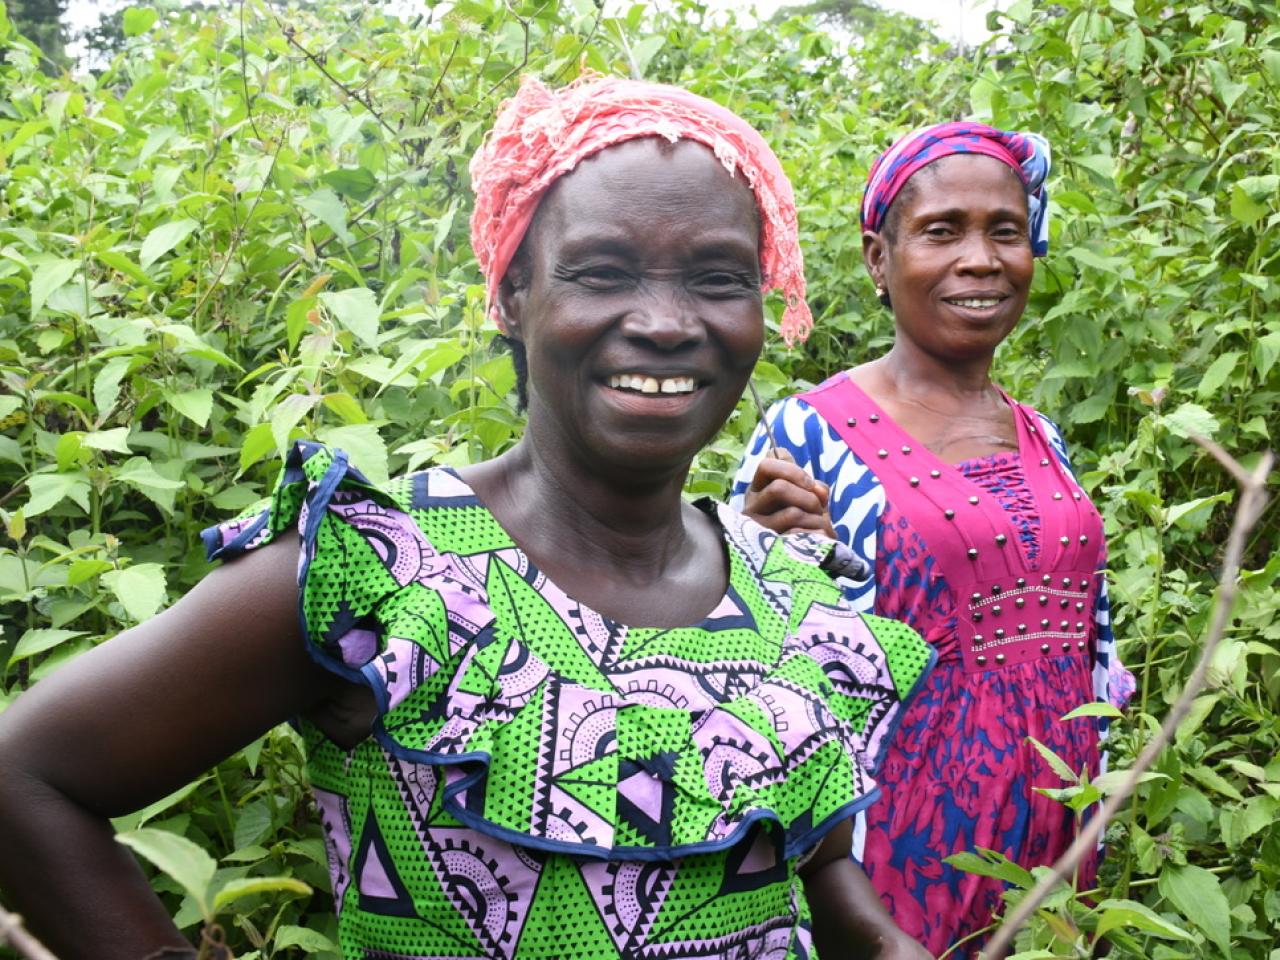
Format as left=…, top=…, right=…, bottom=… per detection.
left=860, top=121, right=1052, bottom=258
left=469, top=73, right=813, bottom=344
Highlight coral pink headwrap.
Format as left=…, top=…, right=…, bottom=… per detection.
left=469, top=74, right=813, bottom=345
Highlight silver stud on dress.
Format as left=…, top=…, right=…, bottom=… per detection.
left=877, top=449, right=889, bottom=459
left=995, top=653, right=1006, bottom=664
left=869, top=413, right=880, bottom=423
left=901, top=445, right=912, bottom=454
left=967, top=548, right=979, bottom=559
left=930, top=469, right=941, bottom=479
left=944, top=509, right=955, bottom=520
left=969, top=495, right=980, bottom=505
left=995, top=534, right=1007, bottom=546
left=909, top=476, right=920, bottom=487
left=846, top=417, right=857, bottom=427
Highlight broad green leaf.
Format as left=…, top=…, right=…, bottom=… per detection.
left=299, top=188, right=353, bottom=244
left=140, top=219, right=199, bottom=270
left=116, top=827, right=215, bottom=916
left=316, top=423, right=389, bottom=488
left=1164, top=492, right=1231, bottom=532
left=83, top=427, right=132, bottom=454
left=122, top=6, right=159, bottom=36
left=164, top=388, right=214, bottom=428
left=1195, top=351, right=1240, bottom=399
left=273, top=925, right=338, bottom=952
left=1162, top=402, right=1219, bottom=441
left=944, top=848, right=1037, bottom=888
left=1061, top=702, right=1123, bottom=721
left=1175, top=694, right=1219, bottom=747
left=1230, top=185, right=1267, bottom=227
left=1095, top=898, right=1193, bottom=940
left=233, top=799, right=273, bottom=850
left=321, top=166, right=377, bottom=200
left=9, top=628, right=87, bottom=664
left=1158, top=864, right=1233, bottom=957
left=30, top=259, right=79, bottom=317
left=239, top=422, right=276, bottom=472
left=1252, top=331, right=1280, bottom=380
left=94, top=356, right=134, bottom=421
left=270, top=393, right=321, bottom=455
left=322, top=391, right=369, bottom=424
left=102, top=562, right=167, bottom=622
left=111, top=777, right=208, bottom=832
left=319, top=287, right=380, bottom=347
left=25, top=471, right=91, bottom=517
left=212, top=876, right=312, bottom=913
left=1025, top=735, right=1079, bottom=783
left=114, top=457, right=183, bottom=513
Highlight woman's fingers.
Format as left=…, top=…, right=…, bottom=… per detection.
left=744, top=454, right=837, bottom=538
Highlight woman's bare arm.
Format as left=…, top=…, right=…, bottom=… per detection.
left=802, top=820, right=933, bottom=959
left=0, top=532, right=342, bottom=960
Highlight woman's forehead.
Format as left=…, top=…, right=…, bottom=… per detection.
left=902, top=154, right=1028, bottom=214
left=528, top=138, right=760, bottom=245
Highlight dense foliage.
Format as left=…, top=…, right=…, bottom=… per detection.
left=0, top=0, right=1276, bottom=956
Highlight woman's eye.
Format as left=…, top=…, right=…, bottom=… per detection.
left=573, top=266, right=631, bottom=288
left=924, top=225, right=954, bottom=239
left=694, top=271, right=756, bottom=294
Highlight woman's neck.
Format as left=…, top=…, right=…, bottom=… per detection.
left=869, top=341, right=997, bottom=407
left=460, top=435, right=698, bottom=587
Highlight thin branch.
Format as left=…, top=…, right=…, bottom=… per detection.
left=0, top=904, right=61, bottom=960
left=239, top=0, right=262, bottom=142
left=275, top=18, right=404, bottom=150
left=192, top=133, right=286, bottom=324
left=979, top=443, right=1274, bottom=959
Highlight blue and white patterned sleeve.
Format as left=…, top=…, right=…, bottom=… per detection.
left=1038, top=413, right=1134, bottom=714
left=730, top=394, right=886, bottom=612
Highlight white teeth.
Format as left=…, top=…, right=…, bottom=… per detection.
left=950, top=298, right=1001, bottom=309
left=606, top=375, right=697, bottom=395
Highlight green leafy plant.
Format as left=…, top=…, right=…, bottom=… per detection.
left=0, top=0, right=1276, bottom=956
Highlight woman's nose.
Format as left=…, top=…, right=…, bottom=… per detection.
left=956, top=233, right=1002, bottom=274
left=619, top=285, right=706, bottom=349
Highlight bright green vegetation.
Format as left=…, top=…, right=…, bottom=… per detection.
left=0, top=0, right=1276, bottom=956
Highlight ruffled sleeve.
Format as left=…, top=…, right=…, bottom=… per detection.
left=202, top=444, right=934, bottom=862
left=202, top=441, right=424, bottom=682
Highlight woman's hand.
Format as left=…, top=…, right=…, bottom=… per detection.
left=742, top=449, right=837, bottom=539
left=802, top=821, right=934, bottom=959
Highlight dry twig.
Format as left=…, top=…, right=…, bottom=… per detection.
left=979, top=441, right=1274, bottom=959
left=0, top=903, right=60, bottom=960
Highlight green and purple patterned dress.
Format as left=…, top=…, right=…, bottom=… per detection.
left=204, top=442, right=933, bottom=959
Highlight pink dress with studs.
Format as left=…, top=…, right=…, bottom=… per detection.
left=731, top=372, right=1128, bottom=957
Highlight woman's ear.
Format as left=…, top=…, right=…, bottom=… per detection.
left=862, top=230, right=886, bottom=291
left=496, top=254, right=529, bottom=341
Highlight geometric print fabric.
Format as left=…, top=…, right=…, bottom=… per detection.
left=205, top=442, right=933, bottom=959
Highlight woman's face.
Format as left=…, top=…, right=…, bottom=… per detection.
left=499, top=138, right=764, bottom=478
left=863, top=153, right=1034, bottom=363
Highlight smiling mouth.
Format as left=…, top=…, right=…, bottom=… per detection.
left=944, top=297, right=1006, bottom=309
left=606, top=374, right=700, bottom=395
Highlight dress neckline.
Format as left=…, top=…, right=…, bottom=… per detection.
left=839, top=376, right=1028, bottom=476
left=438, top=466, right=738, bottom=632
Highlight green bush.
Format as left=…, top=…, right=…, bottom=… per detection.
left=0, top=0, right=1276, bottom=956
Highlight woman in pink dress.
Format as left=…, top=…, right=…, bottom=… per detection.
left=731, top=123, right=1134, bottom=957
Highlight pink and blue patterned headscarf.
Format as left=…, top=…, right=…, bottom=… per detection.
left=860, top=121, right=1052, bottom=257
